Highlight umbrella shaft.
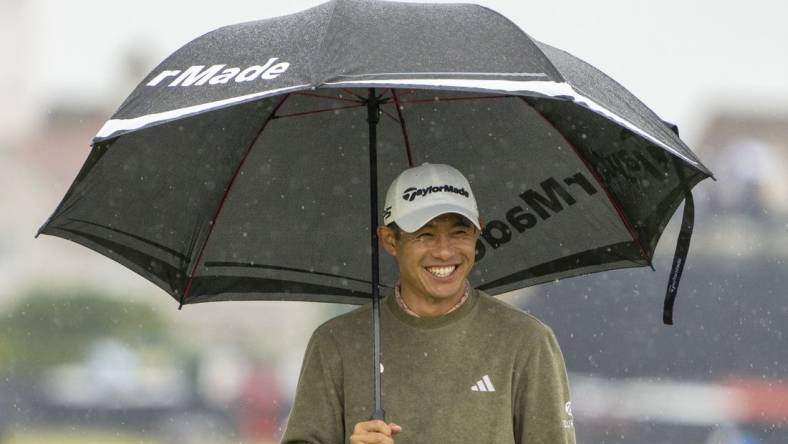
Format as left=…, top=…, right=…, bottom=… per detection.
left=367, top=88, right=385, bottom=421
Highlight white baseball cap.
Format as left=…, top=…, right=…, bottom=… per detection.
left=383, top=163, right=480, bottom=233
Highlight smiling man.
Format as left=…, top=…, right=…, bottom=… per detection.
left=282, top=163, right=576, bottom=444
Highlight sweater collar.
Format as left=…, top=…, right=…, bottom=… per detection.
left=386, top=286, right=478, bottom=329
left=394, top=280, right=470, bottom=318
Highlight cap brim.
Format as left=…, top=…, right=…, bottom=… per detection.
left=395, top=204, right=481, bottom=233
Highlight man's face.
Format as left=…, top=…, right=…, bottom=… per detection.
left=379, top=213, right=480, bottom=305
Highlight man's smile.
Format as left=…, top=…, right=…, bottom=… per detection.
left=424, top=264, right=459, bottom=278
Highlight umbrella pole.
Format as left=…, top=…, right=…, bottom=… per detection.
left=366, top=88, right=385, bottom=421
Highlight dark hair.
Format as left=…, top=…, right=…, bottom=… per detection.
left=386, top=222, right=402, bottom=239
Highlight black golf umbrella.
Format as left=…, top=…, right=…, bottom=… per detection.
left=38, top=0, right=713, bottom=419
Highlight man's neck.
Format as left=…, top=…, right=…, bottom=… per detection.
left=396, top=282, right=469, bottom=318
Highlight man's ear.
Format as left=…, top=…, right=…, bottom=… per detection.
left=377, top=225, right=398, bottom=257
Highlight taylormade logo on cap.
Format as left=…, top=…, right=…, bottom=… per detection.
left=401, top=185, right=470, bottom=202
left=384, top=163, right=480, bottom=233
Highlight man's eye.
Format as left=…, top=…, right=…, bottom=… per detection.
left=417, top=233, right=434, bottom=239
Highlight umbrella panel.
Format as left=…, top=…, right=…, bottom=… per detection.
left=186, top=89, right=642, bottom=301
left=39, top=99, right=277, bottom=296
left=41, top=88, right=699, bottom=305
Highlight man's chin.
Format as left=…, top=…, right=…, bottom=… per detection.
left=423, top=281, right=465, bottom=301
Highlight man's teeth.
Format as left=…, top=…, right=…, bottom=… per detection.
left=426, top=265, right=456, bottom=277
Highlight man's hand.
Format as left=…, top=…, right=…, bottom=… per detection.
left=349, top=419, right=402, bottom=444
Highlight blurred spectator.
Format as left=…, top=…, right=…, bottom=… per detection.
left=238, top=359, right=284, bottom=442
left=706, top=425, right=763, bottom=444
left=707, top=138, right=785, bottom=218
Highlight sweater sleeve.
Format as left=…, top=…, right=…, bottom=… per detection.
left=281, top=325, right=345, bottom=444
left=513, top=325, right=576, bottom=444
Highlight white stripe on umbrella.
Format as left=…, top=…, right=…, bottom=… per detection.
left=94, top=84, right=311, bottom=140
left=96, top=78, right=698, bottom=169
left=323, top=78, right=697, bottom=168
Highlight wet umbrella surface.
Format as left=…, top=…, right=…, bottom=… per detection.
left=38, top=0, right=713, bottom=418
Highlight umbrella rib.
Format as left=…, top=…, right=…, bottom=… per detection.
left=516, top=97, right=652, bottom=266
left=341, top=88, right=367, bottom=101
left=396, top=95, right=509, bottom=105
left=390, top=89, right=414, bottom=167
left=293, top=91, right=364, bottom=104
left=273, top=103, right=365, bottom=119
left=379, top=108, right=400, bottom=123
left=376, top=89, right=392, bottom=102
left=203, top=261, right=377, bottom=286
left=180, top=93, right=292, bottom=308
left=64, top=218, right=188, bottom=261
left=477, top=240, right=640, bottom=291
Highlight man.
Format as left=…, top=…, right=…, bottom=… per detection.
left=282, top=163, right=575, bottom=444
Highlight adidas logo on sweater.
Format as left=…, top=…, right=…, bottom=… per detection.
left=470, top=374, right=496, bottom=392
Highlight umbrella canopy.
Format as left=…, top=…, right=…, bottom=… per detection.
left=39, top=0, right=712, bottom=323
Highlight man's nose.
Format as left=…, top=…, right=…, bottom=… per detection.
left=430, top=234, right=454, bottom=259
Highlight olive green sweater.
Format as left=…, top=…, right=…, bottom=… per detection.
left=281, top=289, right=576, bottom=444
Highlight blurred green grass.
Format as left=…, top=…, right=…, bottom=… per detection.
left=3, top=427, right=160, bottom=444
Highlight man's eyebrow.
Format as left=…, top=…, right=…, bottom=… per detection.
left=454, top=217, right=473, bottom=227
left=424, top=217, right=473, bottom=228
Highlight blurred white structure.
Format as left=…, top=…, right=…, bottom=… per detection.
left=0, top=1, right=35, bottom=142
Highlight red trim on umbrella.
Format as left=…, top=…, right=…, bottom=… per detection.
left=518, top=97, right=652, bottom=266
left=390, top=89, right=414, bottom=167
left=180, top=94, right=292, bottom=307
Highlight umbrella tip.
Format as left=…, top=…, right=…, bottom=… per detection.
left=34, top=225, right=46, bottom=239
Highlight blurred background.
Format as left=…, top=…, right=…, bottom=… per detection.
left=1, top=0, right=786, bottom=443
